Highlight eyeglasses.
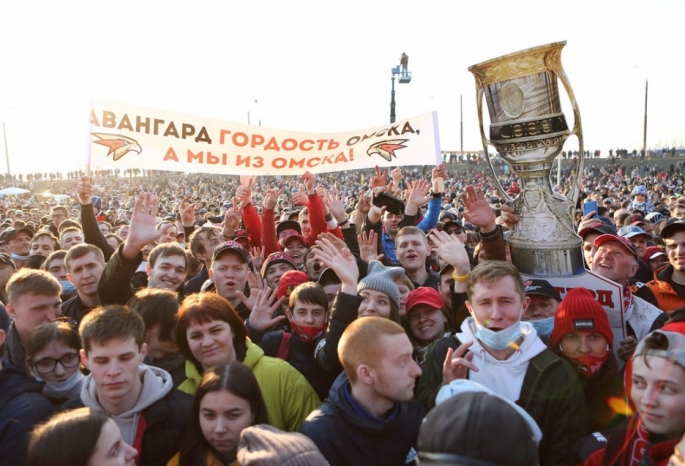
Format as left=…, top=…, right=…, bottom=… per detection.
left=32, top=353, right=80, bottom=374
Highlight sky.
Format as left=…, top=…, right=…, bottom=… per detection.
left=0, top=0, right=683, bottom=175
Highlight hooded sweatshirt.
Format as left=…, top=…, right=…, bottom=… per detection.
left=81, top=364, right=172, bottom=446
left=457, top=318, right=547, bottom=402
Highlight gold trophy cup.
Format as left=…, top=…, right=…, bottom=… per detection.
left=469, top=41, right=585, bottom=276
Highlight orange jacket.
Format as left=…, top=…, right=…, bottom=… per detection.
left=646, top=264, right=685, bottom=312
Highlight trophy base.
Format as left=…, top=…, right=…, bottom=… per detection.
left=509, top=240, right=585, bottom=277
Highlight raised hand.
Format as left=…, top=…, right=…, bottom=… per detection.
left=370, top=165, right=389, bottom=189
left=391, top=167, right=402, bottom=185
left=235, top=271, right=266, bottom=310
left=498, top=204, right=520, bottom=229
left=123, top=193, right=163, bottom=259
left=407, top=179, right=431, bottom=207
left=301, top=171, right=316, bottom=195
left=430, top=229, right=470, bottom=274
left=442, top=341, right=479, bottom=386
left=250, top=246, right=265, bottom=272
left=358, top=230, right=384, bottom=263
left=246, top=287, right=286, bottom=331
left=291, top=185, right=309, bottom=207
left=323, top=187, right=347, bottom=223
left=179, top=198, right=195, bottom=227
left=263, top=186, right=286, bottom=210
left=462, top=185, right=496, bottom=232
left=76, top=176, right=93, bottom=205
left=356, top=189, right=371, bottom=215
left=313, top=234, right=359, bottom=290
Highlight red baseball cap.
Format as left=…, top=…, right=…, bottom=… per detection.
left=406, top=287, right=444, bottom=314
left=594, top=234, right=639, bottom=261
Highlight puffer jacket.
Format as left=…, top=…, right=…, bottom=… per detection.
left=646, top=263, right=685, bottom=312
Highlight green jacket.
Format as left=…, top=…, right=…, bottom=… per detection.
left=179, top=339, right=321, bottom=432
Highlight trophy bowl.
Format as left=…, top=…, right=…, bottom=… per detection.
left=469, top=41, right=585, bottom=277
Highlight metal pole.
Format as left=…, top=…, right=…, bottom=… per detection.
left=247, top=111, right=250, bottom=125
left=643, top=79, right=648, bottom=159
left=2, top=122, right=10, bottom=177
left=460, top=95, right=463, bottom=155
left=390, top=76, right=396, bottom=124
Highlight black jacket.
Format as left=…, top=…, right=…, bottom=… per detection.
left=0, top=363, right=55, bottom=466
left=184, top=265, right=209, bottom=295
left=60, top=387, right=193, bottom=466
left=300, top=373, right=424, bottom=466
left=261, top=330, right=338, bottom=400
left=315, top=292, right=361, bottom=375
left=61, top=294, right=96, bottom=324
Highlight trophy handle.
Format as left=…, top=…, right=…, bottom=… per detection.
left=475, top=87, right=514, bottom=204
left=556, top=68, right=584, bottom=206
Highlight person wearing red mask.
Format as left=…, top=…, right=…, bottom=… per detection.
left=257, top=276, right=337, bottom=400
left=549, top=287, right=628, bottom=432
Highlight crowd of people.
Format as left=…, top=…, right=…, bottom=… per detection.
left=1, top=159, right=685, bottom=465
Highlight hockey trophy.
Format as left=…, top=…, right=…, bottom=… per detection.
left=469, top=41, right=585, bottom=277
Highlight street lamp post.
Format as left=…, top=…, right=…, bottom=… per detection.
left=390, top=74, right=396, bottom=124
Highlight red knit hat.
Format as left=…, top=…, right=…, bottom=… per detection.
left=549, top=287, right=613, bottom=349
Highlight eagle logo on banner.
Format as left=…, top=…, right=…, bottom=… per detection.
left=91, top=133, right=142, bottom=161
left=367, top=139, right=409, bottom=162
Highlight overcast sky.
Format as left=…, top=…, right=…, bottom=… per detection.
left=0, top=0, right=683, bottom=175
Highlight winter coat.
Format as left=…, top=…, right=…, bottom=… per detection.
left=61, top=364, right=193, bottom=466
left=260, top=330, right=338, bottom=401
left=300, top=373, right=424, bottom=466
left=178, top=339, right=321, bottom=432
left=441, top=319, right=589, bottom=466
left=413, top=334, right=460, bottom=411
left=646, top=264, right=685, bottom=312
left=0, top=363, right=55, bottom=466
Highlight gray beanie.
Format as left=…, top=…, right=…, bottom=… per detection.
left=357, top=260, right=404, bottom=308
left=238, top=424, right=329, bottom=466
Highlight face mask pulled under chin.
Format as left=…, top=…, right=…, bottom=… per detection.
left=474, top=319, right=523, bottom=351
left=529, top=316, right=555, bottom=340
left=59, top=279, right=77, bottom=295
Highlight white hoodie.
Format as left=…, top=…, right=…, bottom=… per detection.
left=457, top=318, right=548, bottom=402
left=81, top=364, right=173, bottom=446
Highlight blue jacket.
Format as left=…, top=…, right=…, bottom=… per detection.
left=0, top=363, right=55, bottom=466
left=300, top=373, right=424, bottom=466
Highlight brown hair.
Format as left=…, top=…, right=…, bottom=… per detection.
left=31, top=232, right=59, bottom=251
left=466, top=260, right=525, bottom=302
left=188, top=226, right=221, bottom=258
left=7, top=269, right=61, bottom=304
left=148, top=242, right=188, bottom=270
left=25, top=320, right=81, bottom=369
left=176, top=293, right=248, bottom=371
left=288, top=282, right=328, bottom=312
left=64, top=244, right=105, bottom=273
left=79, top=305, right=145, bottom=354
left=339, top=316, right=406, bottom=383
left=42, top=250, right=67, bottom=273
left=127, top=288, right=179, bottom=341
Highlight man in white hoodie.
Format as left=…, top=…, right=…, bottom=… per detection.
left=442, top=261, right=588, bottom=466
left=61, top=304, right=192, bottom=466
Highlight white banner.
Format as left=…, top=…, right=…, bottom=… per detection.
left=88, top=101, right=441, bottom=176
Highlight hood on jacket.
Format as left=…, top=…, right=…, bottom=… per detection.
left=81, top=364, right=173, bottom=445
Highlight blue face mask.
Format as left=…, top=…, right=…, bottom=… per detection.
left=530, top=316, right=555, bottom=340
left=474, top=320, right=523, bottom=351
left=59, top=279, right=77, bottom=295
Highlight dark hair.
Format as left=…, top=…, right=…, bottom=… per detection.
left=634, top=331, right=671, bottom=370
left=64, top=244, right=105, bottom=273
left=289, top=282, right=328, bottom=312
left=148, top=242, right=188, bottom=271
left=178, top=362, right=270, bottom=465
left=25, top=321, right=82, bottom=370
left=79, top=305, right=145, bottom=353
left=43, top=250, right=67, bottom=272
left=27, top=407, right=109, bottom=466
left=127, top=288, right=179, bottom=341
left=176, top=293, right=248, bottom=372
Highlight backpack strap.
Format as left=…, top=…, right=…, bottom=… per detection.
left=275, top=332, right=292, bottom=360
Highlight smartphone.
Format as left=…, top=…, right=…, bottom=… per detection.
left=372, top=192, right=404, bottom=215
left=583, top=200, right=597, bottom=218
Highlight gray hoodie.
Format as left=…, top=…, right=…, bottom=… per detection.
left=80, top=364, right=172, bottom=446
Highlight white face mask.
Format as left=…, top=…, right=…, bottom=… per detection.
left=36, top=370, right=84, bottom=398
